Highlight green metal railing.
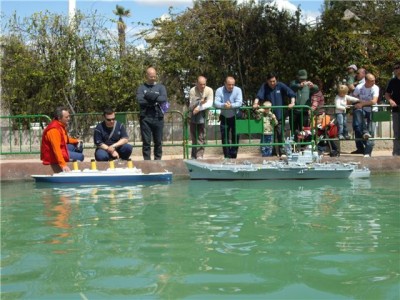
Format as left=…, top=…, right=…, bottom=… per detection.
left=69, top=110, right=186, bottom=155
left=0, top=105, right=394, bottom=157
left=0, top=110, right=186, bottom=156
left=184, top=104, right=394, bottom=157
left=0, top=114, right=51, bottom=154
left=184, top=105, right=317, bottom=158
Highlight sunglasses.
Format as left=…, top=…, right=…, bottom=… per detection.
left=394, top=66, right=400, bottom=70
left=106, top=118, right=115, bottom=121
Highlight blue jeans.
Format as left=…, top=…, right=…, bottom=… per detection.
left=67, top=143, right=84, bottom=161
left=260, top=134, right=273, bottom=157
left=95, top=144, right=133, bottom=161
left=336, top=113, right=348, bottom=136
left=352, top=109, right=375, bottom=155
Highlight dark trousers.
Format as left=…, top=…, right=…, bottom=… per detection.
left=140, top=116, right=164, bottom=160
left=290, top=109, right=309, bottom=138
left=273, top=121, right=284, bottom=156
left=190, top=122, right=205, bottom=159
left=393, top=111, right=400, bottom=156
left=317, top=140, right=338, bottom=155
left=220, top=115, right=239, bottom=159
left=95, top=144, right=133, bottom=161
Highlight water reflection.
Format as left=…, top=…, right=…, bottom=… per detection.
left=1, top=175, right=399, bottom=299
left=180, top=178, right=397, bottom=298
left=38, top=184, right=167, bottom=256
left=184, top=178, right=384, bottom=257
left=43, top=194, right=72, bottom=248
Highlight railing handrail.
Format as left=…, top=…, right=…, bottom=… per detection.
left=0, top=104, right=394, bottom=156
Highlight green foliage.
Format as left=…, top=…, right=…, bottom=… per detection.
left=1, top=0, right=399, bottom=116
left=312, top=0, right=400, bottom=100
left=1, top=10, right=144, bottom=116
left=143, top=0, right=316, bottom=102
left=143, top=0, right=399, bottom=103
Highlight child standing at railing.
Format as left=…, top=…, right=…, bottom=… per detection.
left=258, top=101, right=277, bottom=157
left=335, top=84, right=359, bottom=140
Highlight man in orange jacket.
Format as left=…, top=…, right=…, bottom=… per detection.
left=41, top=106, right=84, bottom=172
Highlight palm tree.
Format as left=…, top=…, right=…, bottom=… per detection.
left=113, top=5, right=131, bottom=57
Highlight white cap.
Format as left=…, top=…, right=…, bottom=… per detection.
left=347, top=64, right=358, bottom=71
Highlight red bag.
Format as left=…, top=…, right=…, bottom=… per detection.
left=326, top=123, right=338, bottom=138
left=316, top=114, right=338, bottom=138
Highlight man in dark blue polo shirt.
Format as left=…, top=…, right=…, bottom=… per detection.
left=94, top=107, right=133, bottom=161
left=253, top=72, right=296, bottom=156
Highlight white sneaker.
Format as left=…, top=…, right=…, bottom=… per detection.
left=363, top=154, right=371, bottom=158
left=363, top=133, right=371, bottom=140
left=339, top=135, right=345, bottom=140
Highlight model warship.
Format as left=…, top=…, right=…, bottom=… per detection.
left=185, top=143, right=370, bottom=180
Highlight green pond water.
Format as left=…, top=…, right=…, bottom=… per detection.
left=1, top=174, right=399, bottom=299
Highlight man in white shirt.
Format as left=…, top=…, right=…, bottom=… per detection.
left=188, top=76, right=214, bottom=159
left=352, top=73, right=379, bottom=157
left=350, top=68, right=366, bottom=94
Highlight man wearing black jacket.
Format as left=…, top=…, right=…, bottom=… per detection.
left=385, top=61, right=400, bottom=156
left=136, top=67, right=168, bottom=160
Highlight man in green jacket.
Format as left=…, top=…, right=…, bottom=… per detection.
left=289, top=69, right=319, bottom=138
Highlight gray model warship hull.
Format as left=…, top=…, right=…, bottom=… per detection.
left=184, top=160, right=370, bottom=180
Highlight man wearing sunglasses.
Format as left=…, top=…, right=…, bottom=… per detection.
left=94, top=107, right=133, bottom=161
left=385, top=62, right=400, bottom=156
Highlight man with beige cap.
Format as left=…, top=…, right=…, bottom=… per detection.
left=346, top=64, right=358, bottom=93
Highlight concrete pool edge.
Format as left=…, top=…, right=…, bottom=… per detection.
left=1, top=154, right=399, bottom=182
